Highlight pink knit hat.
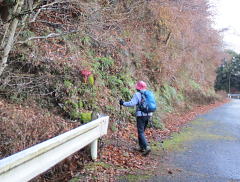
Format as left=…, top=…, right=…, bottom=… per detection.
left=135, top=81, right=147, bottom=90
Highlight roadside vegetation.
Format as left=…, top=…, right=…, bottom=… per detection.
left=215, top=50, right=240, bottom=93
left=0, top=0, right=228, bottom=181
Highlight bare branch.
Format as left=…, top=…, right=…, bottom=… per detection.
left=17, top=30, right=79, bottom=44
left=30, top=0, right=67, bottom=22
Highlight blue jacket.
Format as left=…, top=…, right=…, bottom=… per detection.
left=123, top=91, right=152, bottom=117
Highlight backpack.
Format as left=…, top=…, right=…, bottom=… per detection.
left=138, top=90, right=157, bottom=113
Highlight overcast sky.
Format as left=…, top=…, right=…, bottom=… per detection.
left=209, top=0, right=240, bottom=53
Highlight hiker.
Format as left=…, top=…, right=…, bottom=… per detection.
left=119, top=81, right=154, bottom=156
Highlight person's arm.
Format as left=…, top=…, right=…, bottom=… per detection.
left=123, top=93, right=139, bottom=107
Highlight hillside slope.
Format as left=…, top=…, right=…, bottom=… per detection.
left=0, top=0, right=225, bottom=181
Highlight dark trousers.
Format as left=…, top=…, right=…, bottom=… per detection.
left=137, top=116, right=150, bottom=149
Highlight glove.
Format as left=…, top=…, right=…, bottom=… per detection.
left=119, top=99, right=124, bottom=106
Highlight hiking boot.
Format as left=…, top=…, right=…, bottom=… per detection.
left=142, top=146, right=151, bottom=156
left=133, top=146, right=144, bottom=152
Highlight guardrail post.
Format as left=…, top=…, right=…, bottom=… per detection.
left=91, top=139, right=98, bottom=160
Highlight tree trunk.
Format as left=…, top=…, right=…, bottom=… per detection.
left=0, top=0, right=24, bottom=77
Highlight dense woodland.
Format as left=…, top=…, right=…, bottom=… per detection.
left=0, top=0, right=227, bottom=181
left=215, top=51, right=240, bottom=93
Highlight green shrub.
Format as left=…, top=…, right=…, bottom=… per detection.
left=93, top=56, right=114, bottom=71
left=189, top=80, right=201, bottom=90
left=157, top=84, right=185, bottom=113
left=107, top=75, right=123, bottom=89
left=151, top=119, right=165, bottom=130
left=69, top=111, right=81, bottom=119
left=120, top=87, right=132, bottom=100
left=64, top=80, right=73, bottom=88
left=81, top=36, right=92, bottom=45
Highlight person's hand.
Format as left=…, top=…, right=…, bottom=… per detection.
left=119, top=99, right=124, bottom=106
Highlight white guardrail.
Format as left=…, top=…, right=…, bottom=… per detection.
left=228, top=94, right=240, bottom=98
left=0, top=116, right=109, bottom=182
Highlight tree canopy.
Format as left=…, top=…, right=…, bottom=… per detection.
left=215, top=52, right=240, bottom=93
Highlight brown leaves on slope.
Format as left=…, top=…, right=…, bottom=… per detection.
left=0, top=99, right=78, bottom=158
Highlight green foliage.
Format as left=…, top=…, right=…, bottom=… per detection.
left=93, top=56, right=114, bottom=72
left=78, top=101, right=84, bottom=108
left=226, top=49, right=238, bottom=57
left=61, top=79, right=98, bottom=120
left=157, top=84, right=185, bottom=113
left=20, top=30, right=35, bottom=46
left=118, top=74, right=135, bottom=100
left=189, top=80, right=201, bottom=90
left=120, top=87, right=132, bottom=100
left=105, top=105, right=116, bottom=113
left=151, top=117, right=165, bottom=130
left=20, top=30, right=35, bottom=39
left=64, top=80, right=73, bottom=88
left=110, top=122, right=118, bottom=132
left=65, top=32, right=79, bottom=41
left=69, top=110, right=81, bottom=119
left=3, top=0, right=15, bottom=5
left=107, top=75, right=123, bottom=89
left=215, top=54, right=240, bottom=92
left=91, top=56, right=115, bottom=87
left=81, top=36, right=92, bottom=45
left=8, top=93, right=28, bottom=103
left=119, top=74, right=135, bottom=87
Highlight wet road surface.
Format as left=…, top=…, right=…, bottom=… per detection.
left=149, top=99, right=240, bottom=182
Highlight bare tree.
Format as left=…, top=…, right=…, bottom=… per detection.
left=0, top=0, right=66, bottom=77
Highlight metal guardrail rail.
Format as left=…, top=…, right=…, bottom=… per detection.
left=228, top=94, right=240, bottom=98
left=0, top=116, right=109, bottom=182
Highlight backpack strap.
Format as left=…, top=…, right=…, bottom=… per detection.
left=136, top=91, right=142, bottom=111
left=137, top=90, right=148, bottom=116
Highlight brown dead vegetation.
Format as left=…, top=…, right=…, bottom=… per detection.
left=0, top=0, right=227, bottom=181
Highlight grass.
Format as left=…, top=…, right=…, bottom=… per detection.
left=118, top=174, right=151, bottom=182
left=84, top=161, right=113, bottom=170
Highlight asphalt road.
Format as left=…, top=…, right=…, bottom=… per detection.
left=149, top=99, right=240, bottom=182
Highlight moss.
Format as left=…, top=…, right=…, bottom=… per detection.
left=69, top=162, right=113, bottom=182
left=162, top=129, right=193, bottom=152
left=84, top=162, right=112, bottom=170
left=162, top=120, right=237, bottom=152
left=149, top=141, right=164, bottom=156
left=118, top=174, right=151, bottom=182
left=80, top=112, right=92, bottom=123
left=191, top=118, right=214, bottom=127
